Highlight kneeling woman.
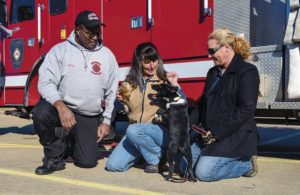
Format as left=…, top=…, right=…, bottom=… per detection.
left=106, top=42, right=184, bottom=173
left=180, top=28, right=260, bottom=181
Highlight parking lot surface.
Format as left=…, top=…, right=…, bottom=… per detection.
left=1, top=108, right=300, bottom=195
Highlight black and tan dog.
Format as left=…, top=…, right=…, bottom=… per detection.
left=152, top=83, right=197, bottom=182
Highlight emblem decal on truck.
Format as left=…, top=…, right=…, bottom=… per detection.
left=10, top=39, right=24, bottom=69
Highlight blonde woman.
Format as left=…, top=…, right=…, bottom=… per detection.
left=181, top=28, right=260, bottom=181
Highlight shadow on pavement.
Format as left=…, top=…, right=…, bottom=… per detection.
left=0, top=124, right=35, bottom=135
left=257, top=126, right=300, bottom=160
left=256, top=118, right=300, bottom=126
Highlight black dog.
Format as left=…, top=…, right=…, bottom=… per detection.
left=152, top=83, right=197, bottom=182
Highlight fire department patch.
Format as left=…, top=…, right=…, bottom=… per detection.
left=13, top=48, right=21, bottom=61
left=91, top=61, right=102, bottom=75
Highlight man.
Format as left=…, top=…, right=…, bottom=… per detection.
left=33, top=10, right=119, bottom=175
left=0, top=0, right=7, bottom=26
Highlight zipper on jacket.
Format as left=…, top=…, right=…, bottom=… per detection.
left=139, top=79, right=148, bottom=123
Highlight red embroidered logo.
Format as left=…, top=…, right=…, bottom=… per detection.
left=67, top=64, right=76, bottom=68
left=91, top=61, right=102, bottom=75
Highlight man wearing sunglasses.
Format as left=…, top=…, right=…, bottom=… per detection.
left=33, top=10, right=119, bottom=175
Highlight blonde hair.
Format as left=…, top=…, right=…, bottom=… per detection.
left=208, top=28, right=251, bottom=59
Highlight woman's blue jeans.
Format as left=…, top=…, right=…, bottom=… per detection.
left=106, top=123, right=169, bottom=172
left=180, top=141, right=252, bottom=182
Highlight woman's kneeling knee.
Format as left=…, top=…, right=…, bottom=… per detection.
left=195, top=164, right=216, bottom=182
left=105, top=159, right=128, bottom=172
left=126, top=125, right=139, bottom=140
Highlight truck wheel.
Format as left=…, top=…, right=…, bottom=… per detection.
left=294, top=110, right=300, bottom=122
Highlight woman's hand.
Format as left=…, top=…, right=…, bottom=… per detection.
left=166, top=71, right=179, bottom=86
left=192, top=124, right=216, bottom=145
left=116, top=87, right=124, bottom=102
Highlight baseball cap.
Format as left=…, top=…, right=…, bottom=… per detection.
left=75, top=10, right=105, bottom=28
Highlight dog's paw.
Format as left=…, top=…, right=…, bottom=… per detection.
left=188, top=176, right=197, bottom=182
left=153, top=113, right=162, bottom=122
left=165, top=176, right=173, bottom=181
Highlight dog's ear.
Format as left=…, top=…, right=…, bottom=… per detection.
left=167, top=85, right=178, bottom=93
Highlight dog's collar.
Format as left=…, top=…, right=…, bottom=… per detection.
left=162, top=91, right=183, bottom=102
left=166, top=97, right=186, bottom=109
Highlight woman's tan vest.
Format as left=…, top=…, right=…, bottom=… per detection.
left=126, top=74, right=165, bottom=124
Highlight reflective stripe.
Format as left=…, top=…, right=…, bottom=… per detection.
left=118, top=60, right=213, bottom=81
left=4, top=60, right=213, bottom=87
left=4, top=75, right=28, bottom=87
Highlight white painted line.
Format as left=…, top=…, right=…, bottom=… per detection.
left=0, top=143, right=41, bottom=149
left=258, top=157, right=300, bottom=164
left=0, top=168, right=164, bottom=195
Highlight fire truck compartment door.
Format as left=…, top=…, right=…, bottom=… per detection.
left=4, top=0, right=49, bottom=73
left=102, top=0, right=151, bottom=64
left=3, top=0, right=49, bottom=105
left=151, top=0, right=213, bottom=60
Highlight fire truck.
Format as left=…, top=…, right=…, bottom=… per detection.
left=1, top=0, right=300, bottom=121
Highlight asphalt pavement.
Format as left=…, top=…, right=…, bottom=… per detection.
left=0, top=108, right=300, bottom=195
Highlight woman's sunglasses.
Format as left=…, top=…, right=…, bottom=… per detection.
left=207, top=45, right=224, bottom=55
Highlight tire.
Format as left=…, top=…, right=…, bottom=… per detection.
left=294, top=110, right=300, bottom=122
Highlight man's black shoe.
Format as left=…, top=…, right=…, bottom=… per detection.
left=35, top=157, right=65, bottom=175
left=35, top=162, right=65, bottom=175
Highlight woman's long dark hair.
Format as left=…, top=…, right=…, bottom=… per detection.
left=125, top=42, right=167, bottom=89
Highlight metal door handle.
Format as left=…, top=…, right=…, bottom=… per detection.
left=203, top=0, right=212, bottom=16
left=147, top=0, right=154, bottom=27
left=37, top=4, right=45, bottom=45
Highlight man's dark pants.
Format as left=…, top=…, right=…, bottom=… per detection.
left=32, top=99, right=100, bottom=169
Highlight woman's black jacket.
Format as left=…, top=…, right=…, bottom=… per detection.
left=198, top=54, right=260, bottom=157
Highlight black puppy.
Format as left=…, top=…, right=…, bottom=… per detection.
left=152, top=83, right=197, bottom=182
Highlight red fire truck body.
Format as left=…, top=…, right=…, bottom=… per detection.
left=0, top=0, right=213, bottom=114
left=2, top=0, right=299, bottom=120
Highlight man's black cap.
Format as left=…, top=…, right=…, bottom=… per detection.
left=75, top=10, right=105, bottom=28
